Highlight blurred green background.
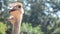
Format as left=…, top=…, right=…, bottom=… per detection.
left=0, top=0, right=60, bottom=34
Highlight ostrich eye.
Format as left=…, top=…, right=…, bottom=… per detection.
left=18, top=5, right=21, bottom=8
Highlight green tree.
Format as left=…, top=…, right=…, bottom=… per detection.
left=21, top=23, right=44, bottom=34
left=0, top=22, right=7, bottom=34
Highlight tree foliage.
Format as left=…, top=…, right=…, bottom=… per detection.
left=0, top=22, right=7, bottom=34
left=0, top=0, right=60, bottom=34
